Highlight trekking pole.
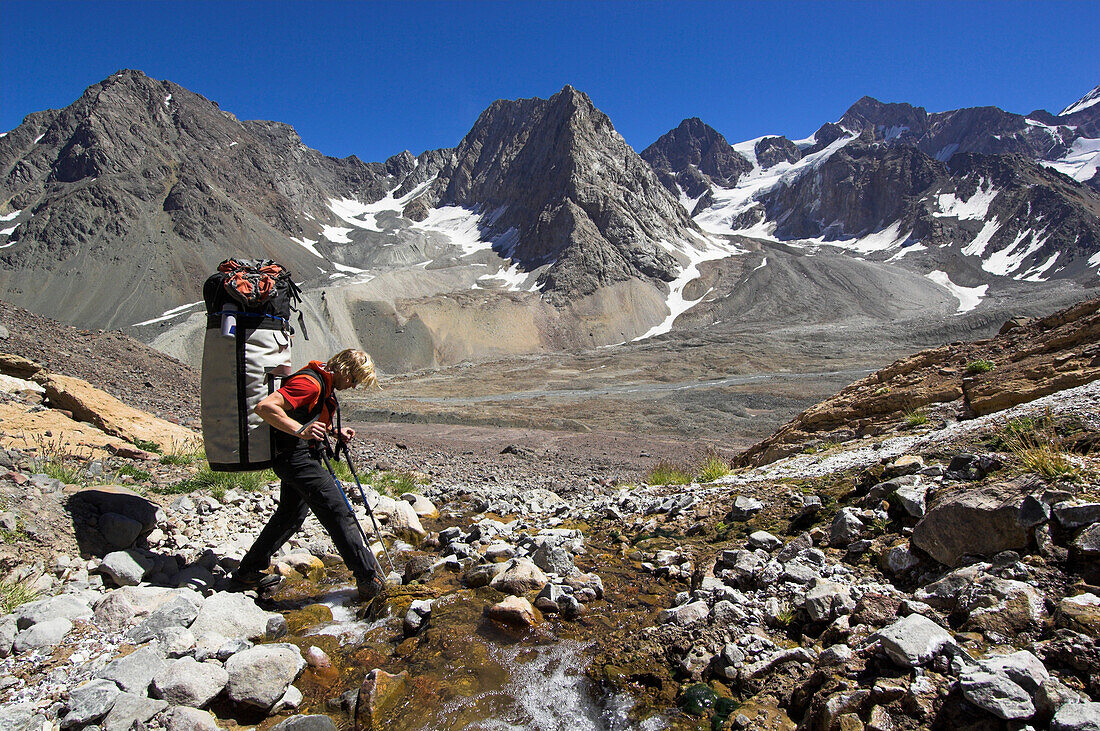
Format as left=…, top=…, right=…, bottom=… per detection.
left=334, top=437, right=396, bottom=575
left=318, top=436, right=396, bottom=575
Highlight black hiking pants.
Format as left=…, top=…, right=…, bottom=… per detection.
left=238, top=442, right=381, bottom=582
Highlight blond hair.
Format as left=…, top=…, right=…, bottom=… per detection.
left=327, top=348, right=378, bottom=389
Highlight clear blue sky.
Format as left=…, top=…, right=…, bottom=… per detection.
left=2, top=0, right=1097, bottom=162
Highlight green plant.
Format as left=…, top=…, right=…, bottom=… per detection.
left=1008, top=421, right=1080, bottom=481
left=115, top=464, right=152, bottom=482
left=133, top=439, right=162, bottom=454
left=29, top=434, right=89, bottom=485
left=645, top=461, right=693, bottom=486
left=966, top=359, right=996, bottom=374
left=0, top=576, right=39, bottom=614
left=774, top=605, right=796, bottom=627
left=872, top=386, right=891, bottom=396
left=904, top=409, right=929, bottom=427
left=695, top=453, right=731, bottom=483
left=802, top=441, right=841, bottom=455
left=370, top=470, right=426, bottom=496
left=160, top=444, right=205, bottom=466
left=158, top=467, right=277, bottom=496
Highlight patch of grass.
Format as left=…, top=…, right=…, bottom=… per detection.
left=29, top=434, right=90, bottom=485
left=872, top=386, right=891, bottom=396
left=695, top=452, right=731, bottom=483
left=645, top=461, right=693, bottom=486
left=115, top=464, right=152, bottom=482
left=966, top=359, right=996, bottom=374
left=157, top=467, right=277, bottom=496
left=1008, top=422, right=1080, bottom=481
left=133, top=439, right=162, bottom=454
left=802, top=441, right=841, bottom=455
left=371, top=470, right=426, bottom=497
left=774, top=605, right=796, bottom=627
left=0, top=576, right=38, bottom=614
left=160, top=445, right=205, bottom=466
left=904, top=409, right=929, bottom=427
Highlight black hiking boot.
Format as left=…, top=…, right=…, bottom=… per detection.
left=230, top=570, right=282, bottom=593
left=356, top=573, right=387, bottom=608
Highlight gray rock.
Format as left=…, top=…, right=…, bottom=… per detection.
left=0, top=614, right=15, bottom=658
left=886, top=544, right=921, bottom=574
left=403, top=599, right=432, bottom=637
left=830, top=508, right=864, bottom=547
left=158, top=625, right=197, bottom=657
left=125, top=594, right=199, bottom=644
left=101, top=691, right=167, bottom=731
left=1036, top=676, right=1084, bottom=718
left=270, top=716, right=339, bottom=731
left=657, top=600, right=709, bottom=626
left=893, top=482, right=929, bottom=518
left=152, top=657, right=228, bottom=707
left=96, top=645, right=168, bottom=694
left=92, top=592, right=139, bottom=633
left=188, top=591, right=279, bottom=643
left=97, top=550, right=152, bottom=587
left=1052, top=702, right=1100, bottom=731
left=99, top=512, right=144, bottom=548
left=224, top=642, right=306, bottom=710
left=781, top=562, right=816, bottom=585
left=15, top=594, right=92, bottom=629
left=1073, top=524, right=1100, bottom=557
left=1017, top=495, right=1051, bottom=528
left=563, top=572, right=603, bottom=601
left=534, top=583, right=570, bottom=613
left=776, top=533, right=813, bottom=563
left=980, top=650, right=1048, bottom=693
left=61, top=679, right=120, bottom=729
left=804, top=578, right=855, bottom=622
left=913, top=477, right=1039, bottom=566
left=14, top=616, right=72, bottom=653
left=531, top=543, right=575, bottom=576
left=489, top=558, right=548, bottom=595
left=1053, top=502, right=1100, bottom=529
left=166, top=706, right=220, bottom=731
left=163, top=703, right=220, bottom=729
left=748, top=531, right=782, bottom=551
left=819, top=644, right=852, bottom=667
left=960, top=670, right=1035, bottom=720
left=463, top=562, right=506, bottom=588
left=0, top=703, right=37, bottom=731
left=875, top=614, right=956, bottom=667
left=727, top=496, right=764, bottom=521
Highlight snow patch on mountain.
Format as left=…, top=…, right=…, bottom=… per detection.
left=695, top=134, right=857, bottom=236
left=984, top=228, right=1049, bottom=277
left=1059, top=85, right=1100, bottom=116
left=320, top=225, right=353, bottom=244
left=961, top=219, right=1002, bottom=258
left=290, top=236, right=324, bottom=258
left=925, top=271, right=987, bottom=313
left=1019, top=252, right=1061, bottom=282
left=933, top=180, right=999, bottom=220
left=634, top=233, right=745, bottom=341
left=1043, top=136, right=1100, bottom=182
left=132, top=301, right=203, bottom=327
left=476, top=260, right=540, bottom=292
left=0, top=209, right=21, bottom=222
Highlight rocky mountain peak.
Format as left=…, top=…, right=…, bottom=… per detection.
left=641, top=117, right=751, bottom=196
left=405, top=87, right=702, bottom=302
left=1059, top=84, right=1100, bottom=117
left=837, top=96, right=929, bottom=138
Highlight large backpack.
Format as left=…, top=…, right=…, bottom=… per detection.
left=200, top=259, right=304, bottom=471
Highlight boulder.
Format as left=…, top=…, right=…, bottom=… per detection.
left=487, top=595, right=540, bottom=627
left=727, top=496, right=764, bottom=521
left=748, top=530, right=782, bottom=551
left=1052, top=702, right=1100, bottom=731
left=356, top=669, right=408, bottom=731
left=96, top=646, right=168, bottom=694
left=99, top=512, right=144, bottom=548
left=166, top=706, right=220, bottom=731
left=959, top=670, right=1035, bottom=720
left=152, top=657, right=229, bottom=707
left=101, top=691, right=168, bottom=731
left=271, top=716, right=338, bottom=731
left=463, top=562, right=506, bottom=588
left=804, top=578, right=855, bottom=622
left=1054, top=501, right=1100, bottom=529
left=224, top=643, right=307, bottom=711
left=489, top=558, right=548, bottom=595
left=658, top=600, right=710, bottom=627
left=874, top=614, right=956, bottom=667
left=371, top=495, right=427, bottom=544
left=15, top=594, right=92, bottom=629
left=531, top=543, right=575, bottom=576
left=188, top=591, right=280, bottom=643
left=401, top=493, right=439, bottom=519
left=912, top=476, right=1040, bottom=566
left=1056, top=593, right=1100, bottom=635
left=97, top=550, right=153, bottom=587
left=38, top=372, right=199, bottom=452
left=125, top=594, right=200, bottom=644
left=72, top=485, right=161, bottom=535
left=60, top=678, right=120, bottom=729
left=957, top=576, right=1046, bottom=634
left=830, top=508, right=864, bottom=547
left=13, top=616, right=72, bottom=653
left=1074, top=524, right=1100, bottom=557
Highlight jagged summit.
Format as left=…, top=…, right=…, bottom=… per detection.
left=641, top=118, right=752, bottom=203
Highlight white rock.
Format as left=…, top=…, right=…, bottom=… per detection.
left=875, top=614, right=956, bottom=667
left=224, top=643, right=306, bottom=710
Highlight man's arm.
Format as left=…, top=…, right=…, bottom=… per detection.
left=255, top=391, right=327, bottom=441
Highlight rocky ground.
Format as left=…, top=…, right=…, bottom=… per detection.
left=0, top=295, right=1099, bottom=731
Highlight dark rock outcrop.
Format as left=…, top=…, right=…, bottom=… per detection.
left=641, top=117, right=752, bottom=198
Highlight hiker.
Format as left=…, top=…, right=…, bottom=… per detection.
left=231, top=348, right=386, bottom=601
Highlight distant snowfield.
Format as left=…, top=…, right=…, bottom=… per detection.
left=694, top=133, right=858, bottom=237
left=133, top=301, right=202, bottom=327
left=0, top=209, right=21, bottom=222
left=925, top=270, right=987, bottom=313
left=1043, top=136, right=1100, bottom=183
left=933, top=179, right=998, bottom=220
